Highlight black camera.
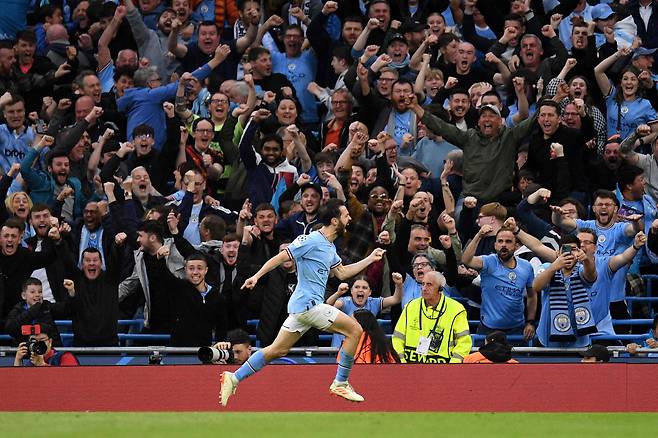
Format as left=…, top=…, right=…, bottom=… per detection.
left=21, top=324, right=48, bottom=356
left=198, top=346, right=233, bottom=364
left=27, top=337, right=48, bottom=356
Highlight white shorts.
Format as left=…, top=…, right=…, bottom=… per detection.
left=281, top=303, right=340, bottom=334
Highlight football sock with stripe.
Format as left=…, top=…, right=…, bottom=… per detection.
left=335, top=351, right=355, bottom=383
left=235, top=350, right=267, bottom=382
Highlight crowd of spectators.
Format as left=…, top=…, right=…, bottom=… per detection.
left=2, top=0, right=658, bottom=365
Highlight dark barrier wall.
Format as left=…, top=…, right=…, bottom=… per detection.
left=2, top=364, right=658, bottom=412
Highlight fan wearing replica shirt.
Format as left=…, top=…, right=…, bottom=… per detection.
left=551, top=189, right=642, bottom=323
left=462, top=224, right=537, bottom=341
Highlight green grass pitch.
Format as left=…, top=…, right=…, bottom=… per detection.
left=2, top=412, right=657, bottom=437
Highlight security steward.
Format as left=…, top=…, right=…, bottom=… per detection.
left=393, top=271, right=472, bottom=363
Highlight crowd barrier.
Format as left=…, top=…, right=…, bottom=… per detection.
left=0, top=318, right=654, bottom=345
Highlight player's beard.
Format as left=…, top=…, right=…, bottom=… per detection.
left=336, top=221, right=347, bottom=236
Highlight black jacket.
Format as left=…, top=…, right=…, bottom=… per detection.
left=69, top=271, right=119, bottom=347
left=169, top=278, right=226, bottom=347
left=0, top=244, right=62, bottom=319
left=524, top=120, right=596, bottom=200
left=5, top=299, right=70, bottom=346
left=25, top=235, right=76, bottom=304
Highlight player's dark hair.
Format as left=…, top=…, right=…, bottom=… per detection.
left=353, top=310, right=400, bottom=363
left=318, top=199, right=344, bottom=225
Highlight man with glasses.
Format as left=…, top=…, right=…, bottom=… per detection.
left=319, top=88, right=353, bottom=149
left=552, top=189, right=643, bottom=324
left=118, top=41, right=232, bottom=150
left=393, top=271, right=471, bottom=363
left=340, top=186, right=393, bottom=282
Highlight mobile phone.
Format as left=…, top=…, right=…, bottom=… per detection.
left=560, top=244, right=573, bottom=254
left=35, top=119, right=48, bottom=134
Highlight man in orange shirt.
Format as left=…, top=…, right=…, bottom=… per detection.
left=464, top=330, right=518, bottom=364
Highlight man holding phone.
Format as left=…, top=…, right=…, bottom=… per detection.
left=551, top=189, right=643, bottom=325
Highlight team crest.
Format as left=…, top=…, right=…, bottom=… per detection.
left=508, top=272, right=517, bottom=281
left=598, top=234, right=606, bottom=244
left=553, top=313, right=571, bottom=332
left=574, top=307, right=591, bottom=325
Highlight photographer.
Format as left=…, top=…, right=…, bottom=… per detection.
left=201, top=328, right=252, bottom=365
left=13, top=323, right=79, bottom=367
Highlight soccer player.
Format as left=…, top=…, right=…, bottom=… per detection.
left=219, top=199, right=386, bottom=406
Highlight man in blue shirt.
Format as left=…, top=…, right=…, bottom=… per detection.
left=219, top=199, right=385, bottom=405
left=0, top=93, right=35, bottom=174
left=271, top=24, right=318, bottom=126
left=117, top=43, right=230, bottom=150
left=552, top=189, right=642, bottom=323
left=462, top=224, right=537, bottom=340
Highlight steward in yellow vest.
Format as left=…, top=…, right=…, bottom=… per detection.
left=393, top=271, right=471, bottom=363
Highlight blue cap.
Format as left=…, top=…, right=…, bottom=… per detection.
left=591, top=4, right=615, bottom=21
left=633, top=47, right=657, bottom=59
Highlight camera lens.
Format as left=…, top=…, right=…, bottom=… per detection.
left=198, top=346, right=231, bottom=363
left=28, top=339, right=47, bottom=356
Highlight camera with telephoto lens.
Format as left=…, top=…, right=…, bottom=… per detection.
left=198, top=346, right=233, bottom=364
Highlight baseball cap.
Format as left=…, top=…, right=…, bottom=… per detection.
left=479, top=104, right=501, bottom=117
left=633, top=47, right=657, bottom=60
left=388, top=33, right=408, bottom=46
left=401, top=19, right=428, bottom=34
left=485, top=330, right=509, bottom=345
left=591, top=4, right=614, bottom=21
left=580, top=344, right=610, bottom=362
left=299, top=182, right=322, bottom=197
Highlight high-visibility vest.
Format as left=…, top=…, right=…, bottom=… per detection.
left=393, top=295, right=472, bottom=363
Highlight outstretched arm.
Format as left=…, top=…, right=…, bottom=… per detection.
left=609, top=232, right=646, bottom=273
left=332, top=248, right=385, bottom=280
left=241, top=250, right=292, bottom=289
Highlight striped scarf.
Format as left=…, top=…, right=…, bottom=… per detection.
left=548, top=269, right=597, bottom=341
